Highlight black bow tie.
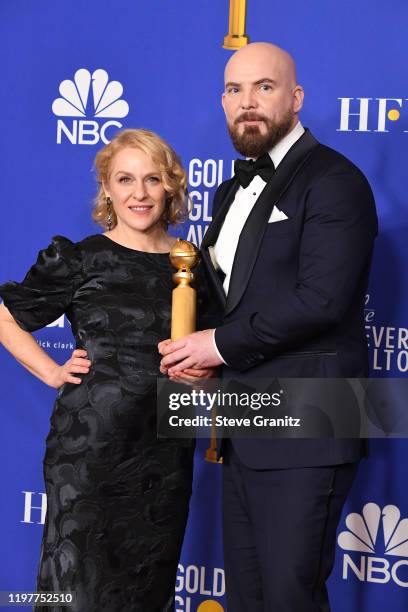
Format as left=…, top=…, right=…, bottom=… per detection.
left=234, top=154, right=275, bottom=188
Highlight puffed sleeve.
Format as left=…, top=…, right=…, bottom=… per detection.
left=0, top=236, right=83, bottom=332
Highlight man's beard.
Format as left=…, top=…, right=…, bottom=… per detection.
left=228, top=110, right=295, bottom=158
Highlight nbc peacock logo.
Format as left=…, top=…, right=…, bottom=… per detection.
left=338, top=503, right=408, bottom=587
left=52, top=68, right=129, bottom=145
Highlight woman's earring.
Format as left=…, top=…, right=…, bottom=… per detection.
left=106, top=196, right=113, bottom=231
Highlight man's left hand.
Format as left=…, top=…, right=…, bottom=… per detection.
left=159, top=329, right=222, bottom=375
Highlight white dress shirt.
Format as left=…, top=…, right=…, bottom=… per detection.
left=211, top=121, right=305, bottom=363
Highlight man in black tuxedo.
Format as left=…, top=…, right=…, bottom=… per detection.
left=160, top=42, right=377, bottom=611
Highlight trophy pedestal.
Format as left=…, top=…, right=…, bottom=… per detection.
left=223, top=34, right=249, bottom=50
left=205, top=446, right=223, bottom=464
left=171, top=280, right=196, bottom=341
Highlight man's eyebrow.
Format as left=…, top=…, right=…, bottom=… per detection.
left=253, top=78, right=277, bottom=86
left=224, top=78, right=277, bottom=89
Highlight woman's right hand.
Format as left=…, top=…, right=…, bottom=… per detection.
left=47, top=349, right=91, bottom=389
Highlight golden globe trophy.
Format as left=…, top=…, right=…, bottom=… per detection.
left=169, top=239, right=221, bottom=463
left=223, top=0, right=249, bottom=50
left=169, top=239, right=199, bottom=340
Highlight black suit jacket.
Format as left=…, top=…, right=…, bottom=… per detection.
left=201, top=129, right=378, bottom=469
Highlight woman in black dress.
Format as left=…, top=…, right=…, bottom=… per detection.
left=0, top=129, right=210, bottom=611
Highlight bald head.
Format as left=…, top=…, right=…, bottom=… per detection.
left=225, top=42, right=298, bottom=89
left=222, top=42, right=304, bottom=157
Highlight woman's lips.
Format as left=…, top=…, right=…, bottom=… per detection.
left=128, top=205, right=153, bottom=213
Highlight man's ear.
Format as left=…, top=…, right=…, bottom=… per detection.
left=293, top=85, right=304, bottom=114
left=221, top=92, right=227, bottom=115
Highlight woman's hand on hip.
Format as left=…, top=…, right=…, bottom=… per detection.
left=47, top=349, right=91, bottom=388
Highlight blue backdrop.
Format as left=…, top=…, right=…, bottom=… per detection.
left=1, top=1, right=407, bottom=610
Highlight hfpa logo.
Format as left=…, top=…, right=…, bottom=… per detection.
left=52, top=68, right=129, bottom=145
left=337, top=98, right=408, bottom=132
left=21, top=491, right=47, bottom=525
left=338, top=503, right=408, bottom=587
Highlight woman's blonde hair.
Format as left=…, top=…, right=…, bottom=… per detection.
left=93, top=128, right=188, bottom=229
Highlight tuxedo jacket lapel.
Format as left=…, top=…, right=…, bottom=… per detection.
left=201, top=179, right=239, bottom=308
left=225, top=129, right=319, bottom=316
left=202, top=179, right=240, bottom=246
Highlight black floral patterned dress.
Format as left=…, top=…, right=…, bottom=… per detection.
left=0, top=234, right=199, bottom=612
